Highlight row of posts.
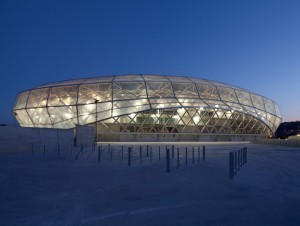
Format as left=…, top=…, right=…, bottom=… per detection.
left=95, top=145, right=206, bottom=171
left=32, top=143, right=207, bottom=173
left=166, top=145, right=206, bottom=172
left=229, top=147, right=247, bottom=179
left=31, top=143, right=90, bottom=159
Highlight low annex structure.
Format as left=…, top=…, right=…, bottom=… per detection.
left=13, top=74, right=281, bottom=141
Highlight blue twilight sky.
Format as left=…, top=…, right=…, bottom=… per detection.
left=1, top=0, right=300, bottom=125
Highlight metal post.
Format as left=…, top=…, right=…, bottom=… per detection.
left=240, top=149, right=242, bottom=167
left=159, top=146, right=161, bottom=161
left=98, top=146, right=101, bottom=163
left=229, top=152, right=234, bottom=179
left=185, top=147, right=188, bottom=166
left=140, top=145, right=142, bottom=164
left=94, top=99, right=99, bottom=142
left=237, top=150, right=240, bottom=170
left=177, top=148, right=179, bottom=169
left=192, top=147, right=194, bottom=164
left=166, top=149, right=170, bottom=172
left=234, top=151, right=237, bottom=174
left=241, top=149, right=244, bottom=166
left=203, top=146, right=206, bottom=160
left=172, top=145, right=174, bottom=158
left=128, top=147, right=131, bottom=166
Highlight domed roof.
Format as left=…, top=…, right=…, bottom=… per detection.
left=14, top=74, right=281, bottom=132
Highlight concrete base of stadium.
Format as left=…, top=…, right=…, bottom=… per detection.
left=97, top=133, right=266, bottom=142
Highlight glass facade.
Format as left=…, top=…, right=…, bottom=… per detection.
left=13, top=74, right=281, bottom=138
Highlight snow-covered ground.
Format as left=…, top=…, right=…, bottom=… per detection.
left=1, top=142, right=300, bottom=226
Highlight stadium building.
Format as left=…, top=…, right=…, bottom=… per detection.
left=13, top=74, right=281, bottom=141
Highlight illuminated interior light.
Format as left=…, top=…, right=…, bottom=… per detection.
left=177, top=108, right=185, bottom=115
left=86, top=104, right=96, bottom=111
left=173, top=114, right=180, bottom=119
left=135, top=100, right=142, bottom=105
left=65, top=97, right=71, bottom=105
left=193, top=116, right=200, bottom=124
left=129, top=113, right=136, bottom=118
left=64, top=113, right=72, bottom=118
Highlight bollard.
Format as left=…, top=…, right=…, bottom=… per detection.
left=240, top=149, right=243, bottom=167
left=203, top=146, right=206, bottom=160
left=229, top=152, right=234, bottom=179
left=185, top=147, right=188, bottom=166
left=159, top=146, right=161, bottom=161
left=166, top=149, right=170, bottom=172
left=43, top=144, right=46, bottom=157
left=234, top=151, right=237, bottom=175
left=140, top=145, right=142, bottom=164
left=192, top=147, right=194, bottom=164
left=150, top=146, right=152, bottom=162
left=177, top=148, right=180, bottom=169
left=98, top=146, right=101, bottom=163
left=172, top=145, right=174, bottom=158
left=198, top=146, right=200, bottom=163
left=128, top=147, right=132, bottom=166
left=237, top=150, right=240, bottom=170
left=240, top=149, right=243, bottom=166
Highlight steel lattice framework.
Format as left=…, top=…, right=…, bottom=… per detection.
left=13, top=74, right=281, bottom=140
